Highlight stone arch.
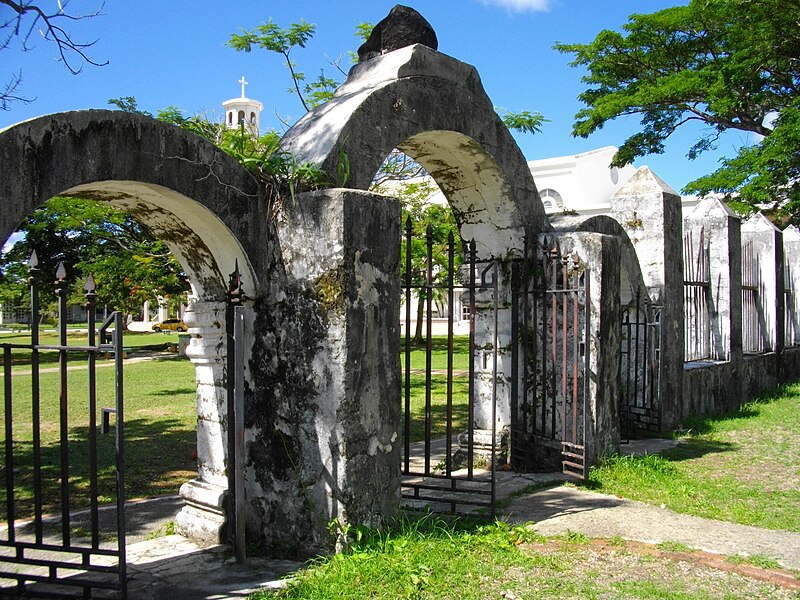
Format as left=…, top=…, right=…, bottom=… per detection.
left=281, top=44, right=550, bottom=259
left=0, top=109, right=269, bottom=541
left=0, top=110, right=265, bottom=296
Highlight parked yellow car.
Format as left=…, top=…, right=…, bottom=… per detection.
left=152, top=318, right=187, bottom=332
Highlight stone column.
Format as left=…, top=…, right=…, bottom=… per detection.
left=175, top=299, right=229, bottom=544
left=683, top=198, right=743, bottom=362
left=611, top=166, right=684, bottom=427
left=784, top=226, right=800, bottom=347
left=742, top=213, right=784, bottom=353
left=470, top=269, right=513, bottom=462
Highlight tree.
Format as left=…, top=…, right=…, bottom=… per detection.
left=556, top=0, right=800, bottom=224
left=228, top=17, right=548, bottom=136
left=395, top=181, right=464, bottom=344
left=0, top=197, right=187, bottom=326
left=1, top=0, right=106, bottom=110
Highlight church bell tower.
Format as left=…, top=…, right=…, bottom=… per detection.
left=222, top=76, right=263, bottom=136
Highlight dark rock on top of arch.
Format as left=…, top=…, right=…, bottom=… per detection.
left=357, top=5, right=438, bottom=62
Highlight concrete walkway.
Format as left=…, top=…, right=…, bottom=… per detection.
left=501, top=486, right=800, bottom=570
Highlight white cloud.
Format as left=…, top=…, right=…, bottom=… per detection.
left=480, top=0, right=551, bottom=13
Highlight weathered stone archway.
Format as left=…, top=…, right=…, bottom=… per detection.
left=0, top=109, right=267, bottom=540
left=281, top=44, right=550, bottom=260
left=282, top=44, right=555, bottom=448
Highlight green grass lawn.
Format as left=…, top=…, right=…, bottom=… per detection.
left=587, top=382, right=800, bottom=531
left=251, top=518, right=791, bottom=600
left=0, top=342, right=470, bottom=519
left=252, top=382, right=800, bottom=599
left=0, top=357, right=197, bottom=519
left=402, top=335, right=471, bottom=372
left=403, top=374, right=470, bottom=443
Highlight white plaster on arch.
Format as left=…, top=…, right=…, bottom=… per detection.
left=64, top=180, right=257, bottom=300
left=281, top=44, right=549, bottom=261
left=400, top=130, right=525, bottom=258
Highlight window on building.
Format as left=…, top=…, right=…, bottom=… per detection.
left=237, top=110, right=245, bottom=124
left=539, top=188, right=564, bottom=213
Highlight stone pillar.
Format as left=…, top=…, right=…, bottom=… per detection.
left=470, top=269, right=513, bottom=460
left=175, top=299, right=229, bottom=544
left=246, top=188, right=400, bottom=557
left=683, top=198, right=743, bottom=362
left=157, top=296, right=169, bottom=322
left=611, top=166, right=684, bottom=427
left=742, top=213, right=784, bottom=353
left=548, top=232, right=621, bottom=462
left=784, top=226, right=800, bottom=347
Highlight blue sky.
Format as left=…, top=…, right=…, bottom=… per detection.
left=1, top=0, right=748, bottom=193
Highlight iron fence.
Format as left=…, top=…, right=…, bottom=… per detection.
left=619, top=292, right=661, bottom=439
left=0, top=254, right=126, bottom=598
left=683, top=228, right=711, bottom=361
left=742, top=241, right=764, bottom=354
left=400, top=218, right=498, bottom=515
left=510, top=240, right=590, bottom=480
left=786, top=262, right=798, bottom=348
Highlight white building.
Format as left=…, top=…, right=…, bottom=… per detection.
left=528, top=146, right=637, bottom=215
left=528, top=146, right=699, bottom=215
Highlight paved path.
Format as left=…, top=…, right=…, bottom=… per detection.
left=501, top=485, right=800, bottom=570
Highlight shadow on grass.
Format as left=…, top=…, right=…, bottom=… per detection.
left=153, top=387, right=196, bottom=396
left=0, top=417, right=195, bottom=521
left=661, top=438, right=736, bottom=461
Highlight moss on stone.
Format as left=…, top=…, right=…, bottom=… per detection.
left=314, top=267, right=347, bottom=313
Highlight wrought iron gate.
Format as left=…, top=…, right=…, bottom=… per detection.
left=510, top=240, right=590, bottom=480
left=619, top=290, right=661, bottom=440
left=0, top=254, right=127, bottom=597
left=400, top=220, right=499, bottom=516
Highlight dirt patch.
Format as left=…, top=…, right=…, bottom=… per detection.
left=518, top=538, right=799, bottom=598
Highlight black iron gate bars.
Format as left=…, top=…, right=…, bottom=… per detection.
left=510, top=239, right=590, bottom=480
left=400, top=218, right=499, bottom=516
left=0, top=253, right=126, bottom=598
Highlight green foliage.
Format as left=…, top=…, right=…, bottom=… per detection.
left=107, top=95, right=151, bottom=116
left=0, top=196, right=187, bottom=324
left=228, top=19, right=321, bottom=112
left=556, top=0, right=800, bottom=222
left=498, top=109, right=549, bottom=135
left=393, top=180, right=464, bottom=343
left=354, top=22, right=374, bottom=43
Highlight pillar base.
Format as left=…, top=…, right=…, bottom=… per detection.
left=175, top=479, right=228, bottom=545
left=452, top=428, right=508, bottom=469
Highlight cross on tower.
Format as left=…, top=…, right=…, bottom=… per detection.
left=238, top=76, right=248, bottom=98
